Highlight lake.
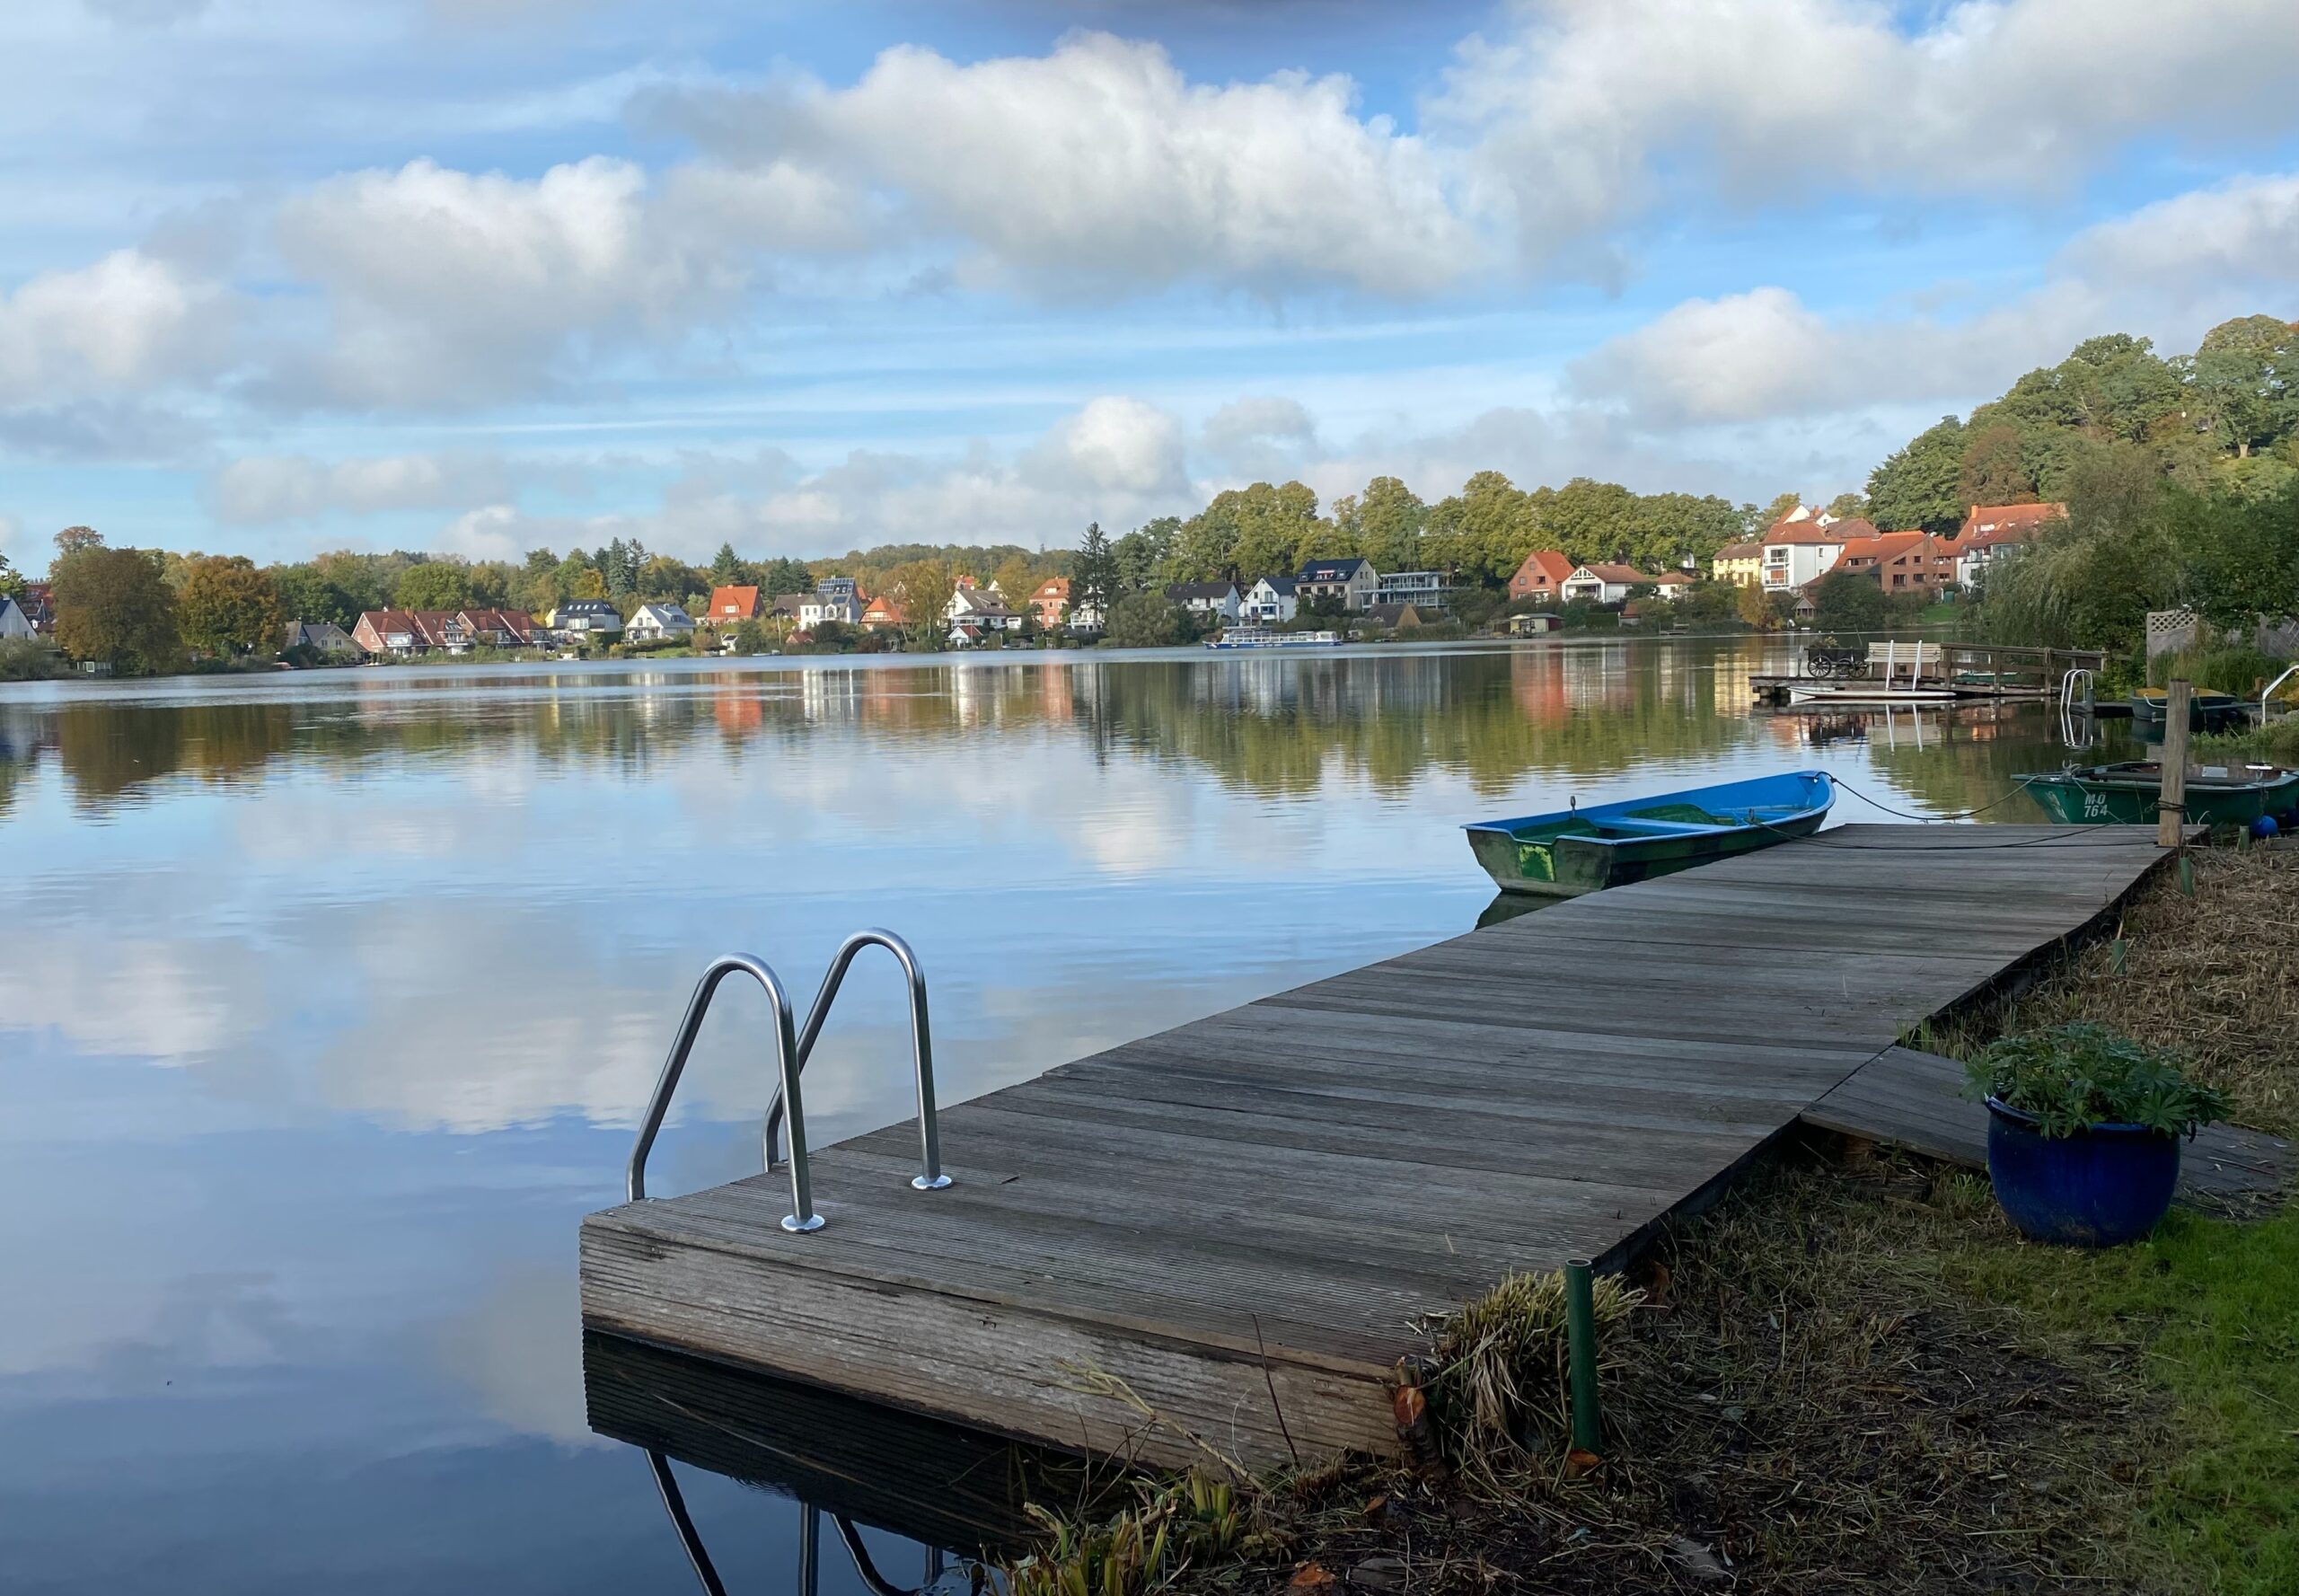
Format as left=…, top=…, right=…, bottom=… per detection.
left=0, top=639, right=2123, bottom=1593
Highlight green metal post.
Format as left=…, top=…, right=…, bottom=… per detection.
left=1563, top=1257, right=1601, bottom=1454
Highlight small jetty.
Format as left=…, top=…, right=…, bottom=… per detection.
left=1749, top=640, right=2107, bottom=707
left=581, top=824, right=2198, bottom=1471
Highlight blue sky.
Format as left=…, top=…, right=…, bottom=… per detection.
left=2, top=0, right=2295, bottom=570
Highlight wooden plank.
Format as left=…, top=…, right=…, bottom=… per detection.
left=579, top=824, right=2186, bottom=1471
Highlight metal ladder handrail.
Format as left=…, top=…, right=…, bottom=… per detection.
left=765, top=929, right=948, bottom=1193
left=646, top=1451, right=954, bottom=1596
left=627, top=953, right=822, bottom=1231
left=2059, top=666, right=2095, bottom=716
left=2263, top=664, right=2298, bottom=725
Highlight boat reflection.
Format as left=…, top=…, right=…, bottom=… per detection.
left=586, top=1331, right=1100, bottom=1593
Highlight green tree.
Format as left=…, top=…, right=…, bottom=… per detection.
left=2189, top=313, right=2296, bottom=458
left=1866, top=416, right=1968, bottom=532
left=0, top=551, right=22, bottom=598
left=1072, top=523, right=1119, bottom=620
left=709, top=542, right=748, bottom=586
left=762, top=557, right=815, bottom=596
left=1348, top=476, right=1426, bottom=573
left=1104, top=591, right=1184, bottom=648
left=1823, top=491, right=1867, bottom=520
left=179, top=556, right=284, bottom=657
left=268, top=565, right=359, bottom=629
left=395, top=560, right=473, bottom=611
left=1957, top=420, right=2037, bottom=507
left=1807, top=569, right=1888, bottom=630
left=51, top=544, right=181, bottom=673
left=1112, top=516, right=1179, bottom=591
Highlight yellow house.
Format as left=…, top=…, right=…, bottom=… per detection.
left=1711, top=542, right=1765, bottom=586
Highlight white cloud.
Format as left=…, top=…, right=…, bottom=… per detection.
left=0, top=249, right=225, bottom=405
left=1436, top=0, right=2299, bottom=270
left=663, top=32, right=1480, bottom=297
left=270, top=156, right=736, bottom=407
left=1028, top=394, right=1190, bottom=497
left=208, top=452, right=517, bottom=524
left=1200, top=395, right=1322, bottom=478
left=2056, top=172, right=2299, bottom=304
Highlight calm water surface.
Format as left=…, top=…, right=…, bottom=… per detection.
left=0, top=639, right=2122, bottom=1592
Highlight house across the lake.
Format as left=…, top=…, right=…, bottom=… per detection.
left=550, top=599, right=623, bottom=638
left=1507, top=550, right=1575, bottom=605
left=0, top=595, right=38, bottom=642
left=625, top=602, right=695, bottom=643
left=1239, top=576, right=1299, bottom=624
left=1371, top=569, right=1454, bottom=610
left=1165, top=581, right=1242, bottom=622
left=1559, top=564, right=1660, bottom=605
left=282, top=619, right=357, bottom=657
left=1295, top=556, right=1378, bottom=612
left=704, top=585, right=765, bottom=625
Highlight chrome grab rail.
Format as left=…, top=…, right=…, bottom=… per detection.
left=2059, top=666, right=2094, bottom=716
left=625, top=953, right=823, bottom=1233
left=2263, top=665, right=2297, bottom=724
left=765, top=929, right=949, bottom=1193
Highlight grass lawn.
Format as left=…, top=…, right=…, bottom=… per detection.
left=1012, top=849, right=2297, bottom=1594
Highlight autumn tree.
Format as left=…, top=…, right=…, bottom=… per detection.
left=51, top=525, right=105, bottom=569
left=179, top=556, right=284, bottom=656
left=1748, top=491, right=1803, bottom=535
left=1957, top=421, right=2037, bottom=506
left=885, top=560, right=957, bottom=651
left=51, top=544, right=181, bottom=673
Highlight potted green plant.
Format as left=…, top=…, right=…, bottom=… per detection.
left=1964, top=1022, right=2231, bottom=1246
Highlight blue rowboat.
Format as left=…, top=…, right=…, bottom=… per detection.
left=1465, top=771, right=1836, bottom=897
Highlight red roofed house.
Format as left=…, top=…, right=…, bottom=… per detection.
left=1762, top=514, right=1875, bottom=593
left=704, top=585, right=765, bottom=625
left=1508, top=550, right=1577, bottom=604
left=1955, top=502, right=2065, bottom=591
left=861, top=595, right=906, bottom=630
left=353, top=610, right=463, bottom=657
left=1027, top=577, right=1070, bottom=627
left=1828, top=533, right=1958, bottom=597
left=1648, top=570, right=1696, bottom=601
left=458, top=608, right=536, bottom=648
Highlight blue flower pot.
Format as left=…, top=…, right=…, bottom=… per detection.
left=1984, top=1097, right=2180, bottom=1247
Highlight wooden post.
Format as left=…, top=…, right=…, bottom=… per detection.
left=2158, top=677, right=2193, bottom=847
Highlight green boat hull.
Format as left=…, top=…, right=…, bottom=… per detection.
left=2128, top=690, right=2247, bottom=732
left=2022, top=765, right=2299, bottom=827
left=1467, top=807, right=1825, bottom=896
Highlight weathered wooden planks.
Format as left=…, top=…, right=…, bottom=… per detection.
left=1805, top=1044, right=2293, bottom=1210
left=579, top=824, right=2183, bottom=1471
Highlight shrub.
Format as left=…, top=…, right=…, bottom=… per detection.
left=2149, top=643, right=2284, bottom=696
left=0, top=639, right=62, bottom=681
left=1964, top=1022, right=2232, bottom=1138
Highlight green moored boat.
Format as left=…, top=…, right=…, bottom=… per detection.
left=1464, top=771, right=1835, bottom=897
left=2019, top=762, right=2299, bottom=827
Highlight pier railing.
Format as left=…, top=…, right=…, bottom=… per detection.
left=626, top=930, right=948, bottom=1232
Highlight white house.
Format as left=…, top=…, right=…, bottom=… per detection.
left=1371, top=570, right=1453, bottom=610
left=945, top=586, right=1022, bottom=631
left=1238, top=576, right=1299, bottom=623
left=551, top=598, right=623, bottom=637
left=1649, top=571, right=1696, bottom=602
left=1164, top=581, right=1241, bottom=622
left=1295, top=556, right=1379, bottom=612
left=625, top=602, right=696, bottom=643
left=1758, top=511, right=1874, bottom=593
left=0, top=595, right=36, bottom=641
left=1558, top=564, right=1659, bottom=605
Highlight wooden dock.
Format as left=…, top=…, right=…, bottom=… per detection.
left=580, top=825, right=2198, bottom=1472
